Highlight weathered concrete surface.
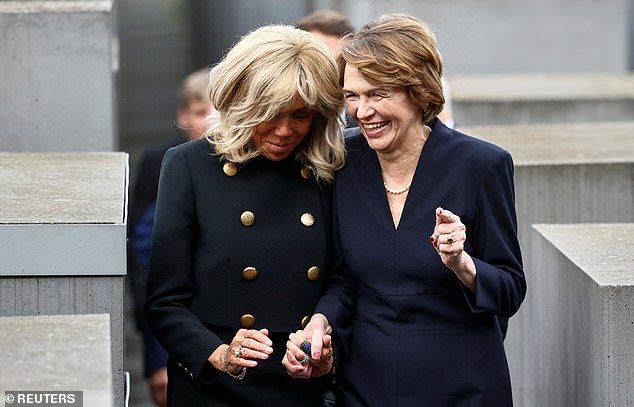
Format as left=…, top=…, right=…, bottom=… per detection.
left=0, top=1, right=116, bottom=152
left=458, top=122, right=634, bottom=406
left=0, top=314, right=112, bottom=407
left=0, top=152, right=126, bottom=224
left=0, top=152, right=127, bottom=407
left=526, top=224, right=634, bottom=406
left=458, top=122, right=634, bottom=165
left=448, top=73, right=634, bottom=126
left=0, top=153, right=127, bottom=276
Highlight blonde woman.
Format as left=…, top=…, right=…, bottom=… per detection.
left=145, top=25, right=345, bottom=406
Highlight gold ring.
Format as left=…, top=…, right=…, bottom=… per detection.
left=446, top=234, right=454, bottom=245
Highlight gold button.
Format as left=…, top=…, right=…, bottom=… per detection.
left=242, top=266, right=257, bottom=280
left=240, top=314, right=256, bottom=328
left=300, top=213, right=315, bottom=227
left=301, top=315, right=311, bottom=329
left=240, top=211, right=255, bottom=226
left=223, top=162, right=238, bottom=176
left=300, top=166, right=312, bottom=180
left=307, top=266, right=321, bottom=281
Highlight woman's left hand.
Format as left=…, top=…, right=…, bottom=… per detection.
left=430, top=207, right=477, bottom=291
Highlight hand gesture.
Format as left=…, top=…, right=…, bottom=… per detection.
left=430, top=207, right=477, bottom=291
left=282, top=314, right=334, bottom=378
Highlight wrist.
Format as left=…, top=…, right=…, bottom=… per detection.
left=221, top=345, right=246, bottom=380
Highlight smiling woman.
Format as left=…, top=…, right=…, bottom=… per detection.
left=286, top=14, right=526, bottom=407
left=144, top=24, right=346, bottom=406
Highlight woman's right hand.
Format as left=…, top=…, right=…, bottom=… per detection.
left=209, top=328, right=273, bottom=375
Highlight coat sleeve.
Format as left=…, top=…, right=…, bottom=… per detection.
left=144, top=146, right=223, bottom=381
left=314, top=182, right=357, bottom=359
left=463, top=149, right=526, bottom=318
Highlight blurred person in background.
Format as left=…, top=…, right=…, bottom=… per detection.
left=295, top=9, right=355, bottom=57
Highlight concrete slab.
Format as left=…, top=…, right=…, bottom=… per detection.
left=458, top=121, right=634, bottom=165
left=525, top=224, right=634, bottom=406
left=0, top=152, right=127, bottom=407
left=0, top=152, right=126, bottom=224
left=0, top=1, right=116, bottom=152
left=448, top=73, right=634, bottom=126
left=0, top=153, right=127, bottom=276
left=456, top=122, right=634, bottom=406
left=0, top=314, right=112, bottom=407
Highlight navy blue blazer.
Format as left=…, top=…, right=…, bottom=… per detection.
left=316, top=119, right=526, bottom=407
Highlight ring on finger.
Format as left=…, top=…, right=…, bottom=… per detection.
left=299, top=354, right=310, bottom=365
left=300, top=341, right=311, bottom=355
left=234, top=345, right=244, bottom=358
left=446, top=234, right=454, bottom=245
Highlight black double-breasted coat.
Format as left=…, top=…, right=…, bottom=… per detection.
left=145, top=138, right=333, bottom=406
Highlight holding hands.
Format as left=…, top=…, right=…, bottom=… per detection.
left=283, top=313, right=334, bottom=379
left=429, top=207, right=477, bottom=291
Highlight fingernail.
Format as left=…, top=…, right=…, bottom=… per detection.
left=433, top=241, right=438, bottom=248
left=429, top=236, right=434, bottom=243
left=313, top=351, right=321, bottom=359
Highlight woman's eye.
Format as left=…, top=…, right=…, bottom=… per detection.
left=344, top=93, right=358, bottom=100
left=293, top=111, right=311, bottom=119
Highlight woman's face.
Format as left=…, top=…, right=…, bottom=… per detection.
left=253, top=96, right=314, bottom=161
left=343, top=64, right=424, bottom=154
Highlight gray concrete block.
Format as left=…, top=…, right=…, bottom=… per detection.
left=524, top=224, right=634, bottom=406
left=0, top=152, right=127, bottom=277
left=0, top=314, right=113, bottom=407
left=336, top=0, right=631, bottom=73
left=0, top=1, right=116, bottom=152
left=0, top=152, right=128, bottom=407
left=448, top=73, right=634, bottom=126
left=458, top=122, right=634, bottom=406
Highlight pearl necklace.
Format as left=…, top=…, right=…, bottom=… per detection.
left=384, top=181, right=411, bottom=195
left=382, top=125, right=431, bottom=196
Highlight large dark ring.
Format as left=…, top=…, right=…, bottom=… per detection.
left=300, top=341, right=311, bottom=355
left=299, top=354, right=310, bottom=365
left=446, top=234, right=454, bottom=245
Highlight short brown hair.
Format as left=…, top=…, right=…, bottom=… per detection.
left=338, top=14, right=445, bottom=124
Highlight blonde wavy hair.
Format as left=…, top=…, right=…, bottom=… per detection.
left=206, top=24, right=346, bottom=183
left=338, top=14, right=445, bottom=125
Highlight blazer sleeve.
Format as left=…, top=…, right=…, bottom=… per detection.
left=463, top=149, right=526, bottom=318
left=314, top=182, right=357, bottom=358
left=144, top=146, right=223, bottom=381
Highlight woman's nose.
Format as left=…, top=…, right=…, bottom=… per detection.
left=274, top=116, right=293, bottom=137
left=356, top=98, right=374, bottom=120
